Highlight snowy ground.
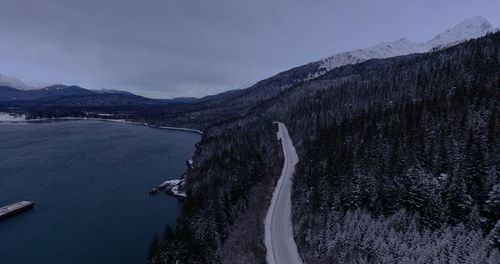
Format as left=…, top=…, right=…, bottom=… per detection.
left=158, top=178, right=186, bottom=197
left=264, top=122, right=303, bottom=264
left=0, top=112, right=26, bottom=122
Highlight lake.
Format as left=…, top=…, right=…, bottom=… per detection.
left=0, top=120, right=200, bottom=264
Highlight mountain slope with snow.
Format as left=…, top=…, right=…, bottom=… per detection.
left=158, top=16, right=497, bottom=130
left=0, top=74, right=31, bottom=90
left=318, top=16, right=495, bottom=73
left=426, top=16, right=494, bottom=49
left=318, top=38, right=427, bottom=73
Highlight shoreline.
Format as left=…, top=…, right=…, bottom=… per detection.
left=58, top=117, right=204, bottom=135
left=1, top=114, right=201, bottom=200
left=0, top=115, right=204, bottom=135
left=150, top=158, right=194, bottom=199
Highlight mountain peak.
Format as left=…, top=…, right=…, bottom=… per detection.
left=459, top=16, right=491, bottom=29
left=0, top=73, right=31, bottom=90
left=317, top=16, right=495, bottom=74
left=318, top=37, right=425, bottom=72
left=426, top=16, right=494, bottom=49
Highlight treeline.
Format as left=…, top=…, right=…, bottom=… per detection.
left=21, top=106, right=141, bottom=120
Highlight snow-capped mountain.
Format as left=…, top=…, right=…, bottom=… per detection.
left=426, top=16, right=494, bottom=49
left=186, top=16, right=497, bottom=120
left=318, top=38, right=428, bottom=73
left=0, top=73, right=31, bottom=90
left=318, top=16, right=495, bottom=73
left=92, top=89, right=135, bottom=95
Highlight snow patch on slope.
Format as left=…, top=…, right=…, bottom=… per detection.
left=159, top=179, right=186, bottom=197
left=0, top=112, right=26, bottom=122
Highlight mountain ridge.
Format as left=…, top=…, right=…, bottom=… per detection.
left=1, top=17, right=496, bottom=125
left=0, top=73, right=31, bottom=90
left=318, top=16, right=495, bottom=73
left=141, top=16, right=496, bottom=131
left=0, top=84, right=197, bottom=108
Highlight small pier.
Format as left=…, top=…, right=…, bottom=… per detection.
left=0, top=201, right=34, bottom=221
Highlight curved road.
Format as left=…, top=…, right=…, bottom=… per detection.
left=265, top=122, right=303, bottom=264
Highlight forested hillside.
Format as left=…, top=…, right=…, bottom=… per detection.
left=151, top=33, right=500, bottom=263
left=150, top=118, right=282, bottom=263
left=258, top=32, right=500, bottom=262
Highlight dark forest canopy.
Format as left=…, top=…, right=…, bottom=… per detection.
left=145, top=33, right=500, bottom=263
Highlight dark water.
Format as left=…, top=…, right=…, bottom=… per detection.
left=0, top=120, right=199, bottom=264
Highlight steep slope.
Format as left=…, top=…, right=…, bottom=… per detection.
left=317, top=37, right=427, bottom=73
left=154, top=17, right=495, bottom=131
left=319, top=16, right=495, bottom=73
left=152, top=31, right=500, bottom=264
left=427, top=16, right=495, bottom=49
left=255, top=32, right=500, bottom=263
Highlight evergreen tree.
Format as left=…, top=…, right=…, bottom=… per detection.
left=490, top=220, right=500, bottom=248
left=163, top=225, right=175, bottom=243
left=485, top=183, right=500, bottom=228
left=464, top=129, right=489, bottom=206
left=445, top=172, right=473, bottom=224
left=148, top=233, right=161, bottom=263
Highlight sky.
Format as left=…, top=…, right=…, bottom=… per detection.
left=0, top=0, right=498, bottom=99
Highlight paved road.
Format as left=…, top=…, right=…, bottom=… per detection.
left=265, top=122, right=303, bottom=264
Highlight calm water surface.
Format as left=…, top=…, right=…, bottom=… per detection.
left=0, top=120, right=199, bottom=264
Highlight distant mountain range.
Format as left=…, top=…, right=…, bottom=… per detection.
left=0, top=17, right=496, bottom=113
left=0, top=83, right=197, bottom=107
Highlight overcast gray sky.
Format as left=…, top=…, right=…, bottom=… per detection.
left=0, top=0, right=498, bottom=98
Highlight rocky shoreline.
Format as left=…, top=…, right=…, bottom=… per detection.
left=149, top=158, right=194, bottom=199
